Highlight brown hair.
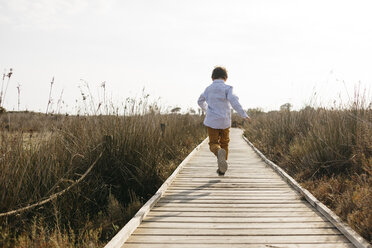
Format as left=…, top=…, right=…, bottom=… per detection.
left=211, top=66, right=228, bottom=80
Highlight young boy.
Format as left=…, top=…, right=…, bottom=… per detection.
left=198, top=66, right=250, bottom=176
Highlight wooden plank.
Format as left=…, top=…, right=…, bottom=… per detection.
left=126, top=235, right=349, bottom=244
left=147, top=211, right=320, bottom=217
left=174, top=178, right=284, bottom=182
left=168, top=185, right=289, bottom=189
left=161, top=196, right=301, bottom=200
left=123, top=243, right=355, bottom=248
left=163, top=193, right=299, bottom=197
left=142, top=216, right=328, bottom=223
left=133, top=227, right=341, bottom=235
left=181, top=167, right=270, bottom=169
left=167, top=188, right=293, bottom=192
left=188, top=161, right=265, bottom=165
left=169, top=185, right=290, bottom=189
left=181, top=170, right=272, bottom=172
left=165, top=189, right=297, bottom=193
left=180, top=168, right=273, bottom=171
left=177, top=173, right=279, bottom=176
left=165, top=190, right=300, bottom=195
left=181, top=169, right=270, bottom=171
left=160, top=195, right=301, bottom=200
left=164, top=189, right=297, bottom=194
left=179, top=170, right=272, bottom=172
left=172, top=179, right=287, bottom=182
left=176, top=175, right=282, bottom=179
left=151, top=207, right=314, bottom=212
left=177, top=175, right=281, bottom=181
left=164, top=189, right=297, bottom=193
left=155, top=203, right=313, bottom=208
left=139, top=221, right=335, bottom=229
left=183, top=166, right=271, bottom=171
left=157, top=199, right=304, bottom=204
left=171, top=182, right=289, bottom=186
left=176, top=175, right=285, bottom=178
left=176, top=174, right=283, bottom=177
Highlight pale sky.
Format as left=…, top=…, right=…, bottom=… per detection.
left=1, top=0, right=371, bottom=114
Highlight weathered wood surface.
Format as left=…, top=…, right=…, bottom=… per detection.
left=110, top=128, right=365, bottom=248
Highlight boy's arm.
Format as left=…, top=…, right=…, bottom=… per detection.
left=197, top=93, right=208, bottom=111
left=227, top=86, right=249, bottom=118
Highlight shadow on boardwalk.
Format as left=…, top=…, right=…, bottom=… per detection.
left=144, top=180, right=220, bottom=220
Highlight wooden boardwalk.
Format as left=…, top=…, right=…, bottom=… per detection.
left=108, top=128, right=366, bottom=248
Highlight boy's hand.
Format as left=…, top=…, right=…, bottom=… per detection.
left=245, top=117, right=251, bottom=124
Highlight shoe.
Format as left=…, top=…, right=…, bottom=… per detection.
left=217, top=148, right=228, bottom=174
left=216, top=169, right=225, bottom=176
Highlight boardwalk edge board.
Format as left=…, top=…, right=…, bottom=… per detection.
left=242, top=134, right=372, bottom=248
left=104, top=137, right=209, bottom=248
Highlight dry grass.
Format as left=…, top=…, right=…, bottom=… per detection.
left=0, top=99, right=206, bottom=247
left=244, top=95, right=372, bottom=243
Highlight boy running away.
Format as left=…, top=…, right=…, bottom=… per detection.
left=198, top=66, right=250, bottom=176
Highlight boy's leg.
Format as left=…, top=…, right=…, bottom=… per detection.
left=207, top=127, right=220, bottom=157
left=219, top=128, right=230, bottom=160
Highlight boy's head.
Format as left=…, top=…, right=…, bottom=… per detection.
left=211, top=66, right=228, bottom=81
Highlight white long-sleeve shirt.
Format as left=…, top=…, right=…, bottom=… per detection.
left=197, top=79, right=249, bottom=129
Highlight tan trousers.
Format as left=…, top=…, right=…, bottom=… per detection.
left=207, top=127, right=230, bottom=160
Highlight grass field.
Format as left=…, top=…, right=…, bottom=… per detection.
left=244, top=96, right=372, bottom=243
left=1, top=93, right=371, bottom=246
left=0, top=101, right=206, bottom=247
